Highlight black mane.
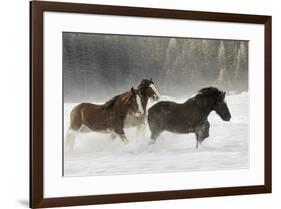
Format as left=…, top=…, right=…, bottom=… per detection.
left=198, top=87, right=221, bottom=97
left=185, top=87, right=221, bottom=103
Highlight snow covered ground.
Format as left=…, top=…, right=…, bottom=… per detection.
left=63, top=93, right=249, bottom=177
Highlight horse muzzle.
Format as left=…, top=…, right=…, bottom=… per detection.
left=152, top=95, right=160, bottom=101
left=224, top=115, right=231, bottom=121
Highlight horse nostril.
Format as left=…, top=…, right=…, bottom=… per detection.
left=154, top=95, right=159, bottom=100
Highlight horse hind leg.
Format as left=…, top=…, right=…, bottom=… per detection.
left=114, top=128, right=129, bottom=144
left=110, top=133, right=117, bottom=140
left=66, top=107, right=83, bottom=151
left=119, top=133, right=129, bottom=144
left=149, top=128, right=162, bottom=145
left=195, top=122, right=210, bottom=149
left=148, top=120, right=162, bottom=144
left=195, top=137, right=200, bottom=149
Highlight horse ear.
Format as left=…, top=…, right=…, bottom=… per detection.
left=219, top=91, right=226, bottom=100
left=150, top=78, right=153, bottom=81
left=131, top=87, right=136, bottom=95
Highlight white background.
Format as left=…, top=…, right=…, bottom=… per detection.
left=0, top=0, right=278, bottom=208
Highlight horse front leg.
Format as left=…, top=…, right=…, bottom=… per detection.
left=195, top=132, right=199, bottom=149
left=195, top=132, right=204, bottom=149
left=114, top=128, right=129, bottom=144
left=195, top=121, right=210, bottom=149
left=136, top=123, right=146, bottom=139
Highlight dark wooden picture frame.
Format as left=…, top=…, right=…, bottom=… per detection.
left=30, top=1, right=272, bottom=208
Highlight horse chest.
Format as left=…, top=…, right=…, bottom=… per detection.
left=124, top=113, right=146, bottom=128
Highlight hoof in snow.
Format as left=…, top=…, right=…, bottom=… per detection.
left=149, top=140, right=156, bottom=145
left=122, top=139, right=129, bottom=145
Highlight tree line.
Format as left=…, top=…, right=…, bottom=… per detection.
left=63, top=32, right=248, bottom=102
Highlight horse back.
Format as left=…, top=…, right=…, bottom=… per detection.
left=148, top=100, right=203, bottom=133
left=148, top=101, right=186, bottom=116
left=70, top=103, right=112, bottom=130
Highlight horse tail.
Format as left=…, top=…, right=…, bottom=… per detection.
left=147, top=107, right=159, bottom=136
left=65, top=103, right=86, bottom=151
left=65, top=128, right=78, bottom=151
left=69, top=103, right=85, bottom=130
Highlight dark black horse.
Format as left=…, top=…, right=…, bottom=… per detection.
left=148, top=87, right=231, bottom=148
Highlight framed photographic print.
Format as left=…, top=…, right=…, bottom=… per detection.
left=30, top=0, right=272, bottom=208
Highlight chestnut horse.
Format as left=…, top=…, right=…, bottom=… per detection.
left=121, top=79, right=160, bottom=138
left=65, top=87, right=143, bottom=150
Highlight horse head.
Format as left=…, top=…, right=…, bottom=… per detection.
left=198, top=87, right=231, bottom=121
left=127, top=87, right=144, bottom=117
left=137, top=78, right=160, bottom=101
left=213, top=90, right=231, bottom=121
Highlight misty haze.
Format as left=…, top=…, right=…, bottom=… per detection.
left=63, top=32, right=248, bottom=102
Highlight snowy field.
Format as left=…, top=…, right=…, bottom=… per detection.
left=63, top=93, right=249, bottom=177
